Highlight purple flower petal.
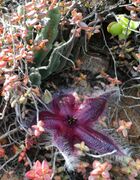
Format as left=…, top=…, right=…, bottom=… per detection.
left=75, top=126, right=122, bottom=154
left=49, top=93, right=79, bottom=117
left=39, top=109, right=66, bottom=122
left=43, top=119, right=63, bottom=131
left=52, top=135, right=78, bottom=170
left=74, top=92, right=113, bottom=125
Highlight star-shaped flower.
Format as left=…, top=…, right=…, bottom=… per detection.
left=38, top=91, right=123, bottom=170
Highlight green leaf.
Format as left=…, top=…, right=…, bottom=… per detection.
left=42, top=89, right=52, bottom=104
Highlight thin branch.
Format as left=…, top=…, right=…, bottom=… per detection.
left=86, top=150, right=117, bottom=158
left=101, top=27, right=121, bottom=101
left=121, top=95, right=140, bottom=100
left=0, top=152, right=20, bottom=171
left=0, top=128, right=19, bottom=140
left=0, top=100, right=8, bottom=120
left=58, top=52, right=75, bottom=68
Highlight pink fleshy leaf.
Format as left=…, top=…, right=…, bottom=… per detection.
left=25, top=170, right=35, bottom=179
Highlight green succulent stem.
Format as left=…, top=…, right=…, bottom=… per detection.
left=33, top=7, right=61, bottom=66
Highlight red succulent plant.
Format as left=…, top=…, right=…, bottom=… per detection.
left=25, top=160, right=52, bottom=180
left=88, top=160, right=112, bottom=180
left=38, top=91, right=123, bottom=170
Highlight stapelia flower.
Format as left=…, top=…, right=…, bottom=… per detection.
left=25, top=160, right=52, bottom=180
left=39, top=91, right=123, bottom=170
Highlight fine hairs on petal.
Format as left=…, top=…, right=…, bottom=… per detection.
left=52, top=136, right=79, bottom=171
left=91, top=87, right=120, bottom=98
left=94, top=123, right=132, bottom=158
left=106, top=148, right=133, bottom=167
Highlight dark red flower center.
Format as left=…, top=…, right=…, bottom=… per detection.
left=67, top=116, right=77, bottom=126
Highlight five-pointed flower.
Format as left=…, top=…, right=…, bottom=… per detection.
left=38, top=91, right=122, bottom=169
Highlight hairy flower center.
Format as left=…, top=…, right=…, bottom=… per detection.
left=67, top=116, right=77, bottom=126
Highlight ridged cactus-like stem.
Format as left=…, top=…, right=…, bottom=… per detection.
left=34, top=7, right=61, bottom=66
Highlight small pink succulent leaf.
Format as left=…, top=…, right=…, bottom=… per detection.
left=0, top=147, right=5, bottom=158
left=42, top=160, right=49, bottom=169
left=116, top=120, right=132, bottom=137
left=89, top=161, right=112, bottom=180
left=88, top=175, right=100, bottom=180
left=32, top=121, right=45, bottom=137
left=34, top=160, right=42, bottom=170
left=25, top=170, right=35, bottom=179
left=34, top=130, right=41, bottom=137
left=102, top=170, right=111, bottom=179
left=90, top=168, right=102, bottom=175
left=26, top=160, right=52, bottom=180
left=35, top=169, right=43, bottom=177
left=92, top=160, right=102, bottom=169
